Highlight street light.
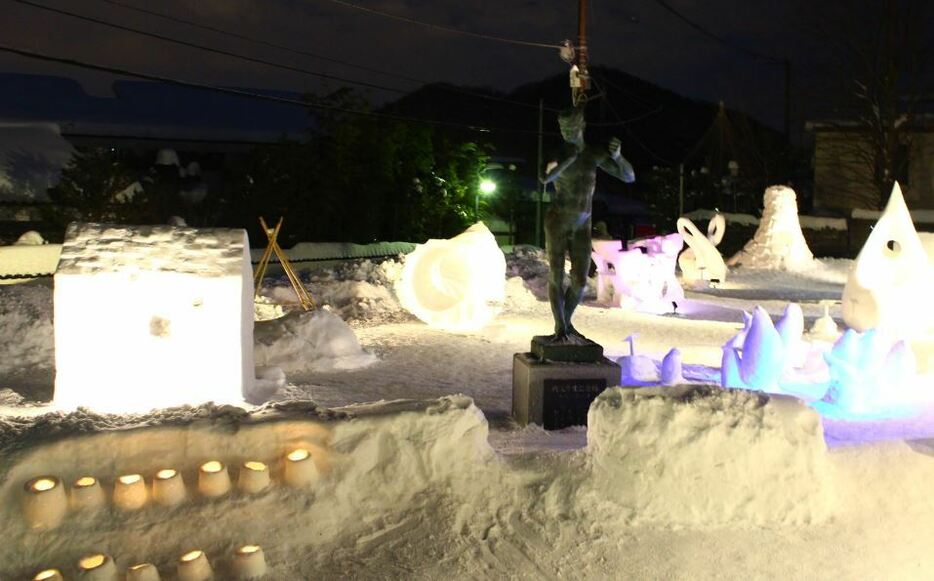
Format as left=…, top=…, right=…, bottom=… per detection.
left=476, top=178, right=497, bottom=221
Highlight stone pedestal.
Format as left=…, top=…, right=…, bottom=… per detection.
left=512, top=351, right=621, bottom=429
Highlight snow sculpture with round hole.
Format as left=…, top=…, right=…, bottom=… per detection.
left=842, top=182, right=934, bottom=339
left=53, top=223, right=255, bottom=412
left=395, top=222, right=506, bottom=332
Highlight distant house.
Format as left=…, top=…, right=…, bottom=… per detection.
left=807, top=116, right=934, bottom=213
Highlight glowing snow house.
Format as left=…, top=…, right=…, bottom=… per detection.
left=53, top=223, right=254, bottom=412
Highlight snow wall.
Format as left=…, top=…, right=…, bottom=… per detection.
left=586, top=386, right=835, bottom=526
left=0, top=390, right=835, bottom=577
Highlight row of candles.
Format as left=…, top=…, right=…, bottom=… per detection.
left=22, top=448, right=318, bottom=530
left=31, top=544, right=266, bottom=580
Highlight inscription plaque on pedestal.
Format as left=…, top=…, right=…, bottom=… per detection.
left=512, top=351, right=621, bottom=429
left=543, top=378, right=607, bottom=430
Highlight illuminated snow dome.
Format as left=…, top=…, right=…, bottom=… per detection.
left=53, top=223, right=254, bottom=413
left=396, top=222, right=506, bottom=332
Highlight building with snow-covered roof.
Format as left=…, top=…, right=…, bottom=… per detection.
left=53, top=222, right=254, bottom=412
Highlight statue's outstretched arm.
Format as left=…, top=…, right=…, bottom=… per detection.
left=541, top=152, right=578, bottom=184
left=599, top=137, right=636, bottom=183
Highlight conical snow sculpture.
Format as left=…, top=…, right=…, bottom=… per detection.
left=396, top=222, right=506, bottom=332
left=842, top=182, right=934, bottom=339
left=721, top=305, right=806, bottom=392
left=677, top=214, right=727, bottom=285
left=728, top=186, right=814, bottom=270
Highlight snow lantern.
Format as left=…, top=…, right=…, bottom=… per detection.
left=177, top=550, right=213, bottom=581
left=53, top=223, right=254, bottom=413
left=728, top=186, right=814, bottom=271
left=232, top=545, right=267, bottom=579
left=591, top=233, right=684, bottom=313
left=238, top=461, right=270, bottom=493
left=842, top=182, right=934, bottom=339
left=22, top=476, right=67, bottom=530
left=677, top=214, right=727, bottom=285
left=198, top=460, right=231, bottom=498
left=70, top=476, right=105, bottom=511
left=396, top=222, right=506, bottom=332
left=77, top=553, right=118, bottom=581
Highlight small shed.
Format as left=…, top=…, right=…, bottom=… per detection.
left=53, top=222, right=254, bottom=412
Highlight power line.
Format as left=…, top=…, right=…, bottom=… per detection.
left=591, top=76, right=674, bottom=164
left=648, top=0, right=782, bottom=63
left=0, top=43, right=560, bottom=137
left=318, top=0, right=565, bottom=50
left=91, top=0, right=562, bottom=113
left=11, top=0, right=411, bottom=96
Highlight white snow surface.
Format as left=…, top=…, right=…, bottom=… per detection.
left=2, top=243, right=934, bottom=578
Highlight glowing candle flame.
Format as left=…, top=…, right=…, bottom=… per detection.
left=181, top=550, right=203, bottom=562
left=74, top=476, right=96, bottom=488
left=33, top=570, right=62, bottom=581
left=237, top=545, right=260, bottom=555
left=200, top=461, right=223, bottom=473
left=31, top=478, right=57, bottom=492
left=79, top=554, right=106, bottom=570
left=156, top=469, right=177, bottom=480
left=119, top=474, right=142, bottom=485
left=244, top=461, right=267, bottom=471
left=287, top=449, right=310, bottom=462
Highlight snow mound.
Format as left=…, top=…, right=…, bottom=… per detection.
left=586, top=385, right=835, bottom=526
left=728, top=186, right=815, bottom=271
left=0, top=284, right=53, bottom=377
left=253, top=310, right=378, bottom=375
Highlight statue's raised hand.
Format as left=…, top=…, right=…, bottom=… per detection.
left=608, top=137, right=622, bottom=160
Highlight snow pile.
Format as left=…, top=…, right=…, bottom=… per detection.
left=253, top=309, right=378, bottom=374
left=585, top=385, right=835, bottom=526
left=278, top=258, right=410, bottom=325
left=728, top=186, right=815, bottom=271
left=0, top=284, right=53, bottom=377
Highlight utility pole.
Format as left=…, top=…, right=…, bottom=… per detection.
left=573, top=0, right=590, bottom=106
left=536, top=98, right=544, bottom=248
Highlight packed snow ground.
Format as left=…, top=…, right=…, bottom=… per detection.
left=1, top=248, right=934, bottom=579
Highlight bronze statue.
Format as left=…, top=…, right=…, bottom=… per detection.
left=542, top=107, right=635, bottom=341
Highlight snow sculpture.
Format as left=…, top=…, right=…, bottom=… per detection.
left=810, top=301, right=839, bottom=340
left=820, top=328, right=929, bottom=417
left=721, top=305, right=805, bottom=392
left=591, top=232, right=684, bottom=312
left=677, top=214, right=727, bottom=285
left=842, top=182, right=934, bottom=339
left=618, top=334, right=657, bottom=383
left=728, top=185, right=814, bottom=270
left=660, top=348, right=684, bottom=385
left=53, top=223, right=254, bottom=412
left=396, top=222, right=506, bottom=332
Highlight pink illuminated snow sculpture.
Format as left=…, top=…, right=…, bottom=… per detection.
left=591, top=232, right=684, bottom=313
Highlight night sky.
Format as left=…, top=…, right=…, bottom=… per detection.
left=0, top=0, right=927, bottom=132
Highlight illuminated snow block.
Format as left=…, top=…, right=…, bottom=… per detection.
left=842, top=182, right=934, bottom=339
left=396, top=222, right=506, bottom=332
left=591, top=233, right=684, bottom=313
left=53, top=223, right=254, bottom=412
left=728, top=185, right=814, bottom=270
left=677, top=215, right=727, bottom=285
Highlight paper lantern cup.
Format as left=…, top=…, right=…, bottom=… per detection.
left=126, top=563, right=162, bottom=581
left=70, top=476, right=105, bottom=510
left=238, top=461, right=270, bottom=494
left=152, top=469, right=187, bottom=506
left=22, top=476, right=67, bottom=530
left=32, top=569, right=64, bottom=581
left=113, top=474, right=148, bottom=510
left=177, top=550, right=213, bottom=581
left=232, top=544, right=267, bottom=579
left=77, top=553, right=118, bottom=581
left=198, top=461, right=231, bottom=498
left=283, top=449, right=318, bottom=488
